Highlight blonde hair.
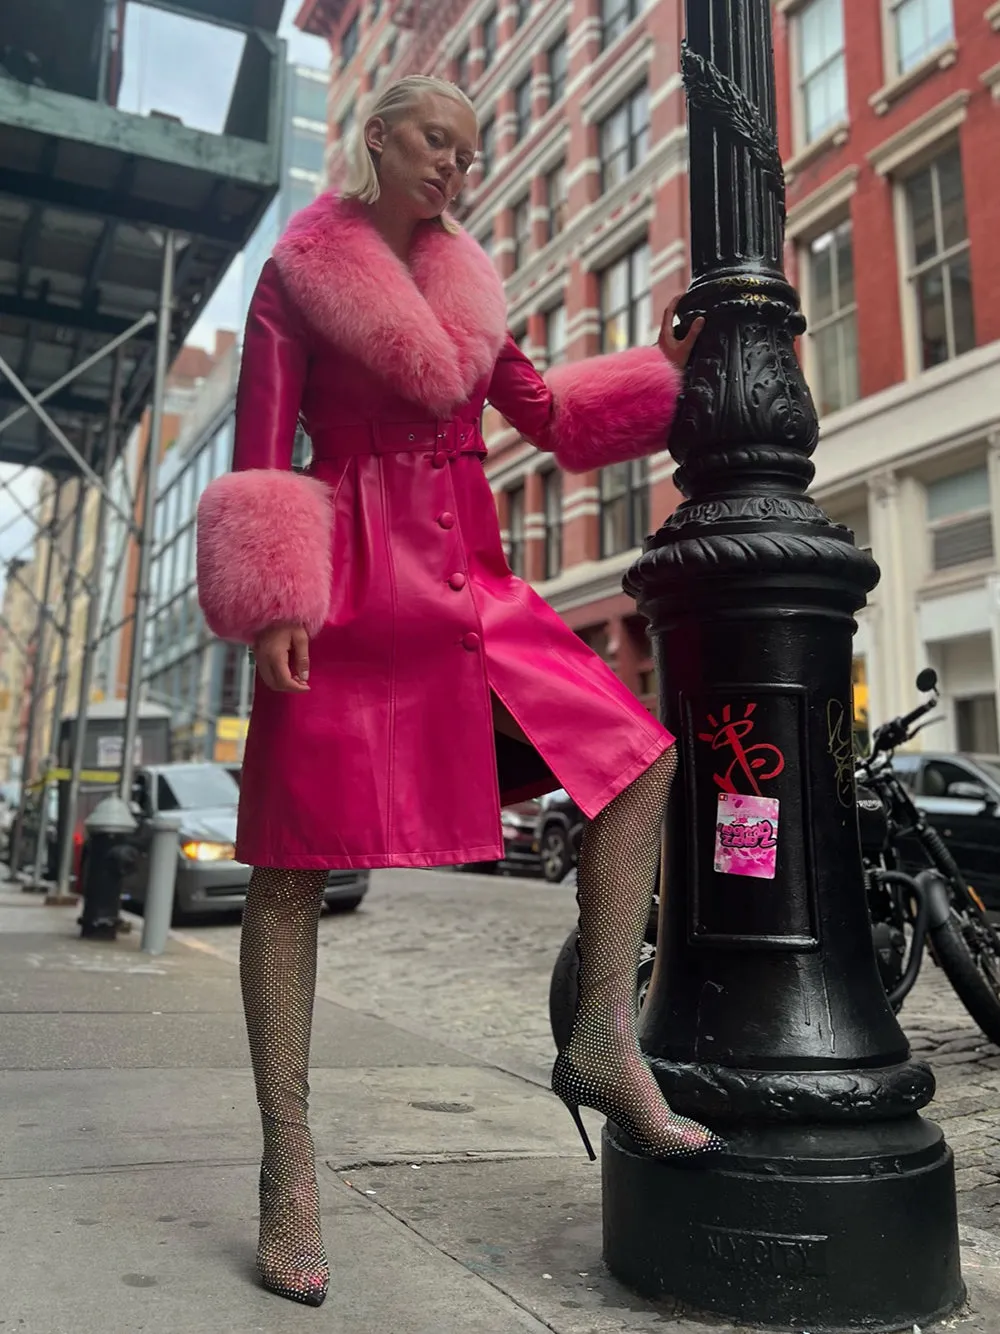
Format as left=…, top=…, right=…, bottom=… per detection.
left=341, top=76, right=478, bottom=236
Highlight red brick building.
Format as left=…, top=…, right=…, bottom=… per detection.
left=298, top=0, right=1000, bottom=749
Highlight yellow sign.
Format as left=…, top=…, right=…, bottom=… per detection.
left=216, top=716, right=249, bottom=742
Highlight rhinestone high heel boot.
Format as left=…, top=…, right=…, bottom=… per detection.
left=241, top=868, right=331, bottom=1306
left=551, top=749, right=725, bottom=1162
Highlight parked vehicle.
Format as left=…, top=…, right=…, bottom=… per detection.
left=890, top=750, right=1000, bottom=910
left=456, top=799, right=541, bottom=874
left=536, top=789, right=584, bottom=883
left=549, top=670, right=1000, bottom=1051
left=114, top=762, right=369, bottom=920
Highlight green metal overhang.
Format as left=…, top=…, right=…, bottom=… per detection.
left=0, top=0, right=285, bottom=474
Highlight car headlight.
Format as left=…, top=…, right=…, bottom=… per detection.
left=180, top=840, right=236, bottom=862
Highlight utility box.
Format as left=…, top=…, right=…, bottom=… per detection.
left=53, top=701, right=172, bottom=888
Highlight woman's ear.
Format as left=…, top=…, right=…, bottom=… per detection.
left=365, top=116, right=386, bottom=158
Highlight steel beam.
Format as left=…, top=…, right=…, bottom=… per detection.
left=53, top=352, right=125, bottom=902
left=9, top=481, right=63, bottom=874
left=119, top=230, right=175, bottom=802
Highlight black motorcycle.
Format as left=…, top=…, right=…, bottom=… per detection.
left=549, top=668, right=1000, bottom=1051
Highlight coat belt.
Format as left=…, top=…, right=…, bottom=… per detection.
left=308, top=420, right=486, bottom=458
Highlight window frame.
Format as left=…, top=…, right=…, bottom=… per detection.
left=901, top=145, right=974, bottom=373
left=548, top=32, right=569, bottom=106
left=886, top=0, right=955, bottom=77
left=542, top=469, right=563, bottom=580
left=506, top=484, right=526, bottom=577
left=792, top=0, right=848, bottom=149
left=512, top=195, right=532, bottom=270
left=546, top=160, right=568, bottom=241
left=601, top=0, right=644, bottom=50
left=802, top=217, right=860, bottom=417
left=599, top=83, right=650, bottom=193
left=599, top=459, right=649, bottom=558
left=599, top=239, right=653, bottom=354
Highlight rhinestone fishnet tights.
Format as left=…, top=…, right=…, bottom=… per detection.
left=241, top=866, right=330, bottom=1305
left=552, top=747, right=725, bottom=1160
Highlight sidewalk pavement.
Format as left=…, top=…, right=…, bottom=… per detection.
left=2, top=891, right=999, bottom=1334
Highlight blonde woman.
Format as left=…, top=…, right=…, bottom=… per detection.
left=197, top=75, right=718, bottom=1308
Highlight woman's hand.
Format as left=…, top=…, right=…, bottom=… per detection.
left=658, top=296, right=705, bottom=370
left=253, top=624, right=311, bottom=693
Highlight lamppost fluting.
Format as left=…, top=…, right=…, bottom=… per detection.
left=602, top=2, right=965, bottom=1329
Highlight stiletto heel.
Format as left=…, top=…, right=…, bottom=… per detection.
left=551, top=748, right=727, bottom=1164
left=563, top=1100, right=597, bottom=1161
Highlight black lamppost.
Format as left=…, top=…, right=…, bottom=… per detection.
left=603, top=3, right=965, bottom=1329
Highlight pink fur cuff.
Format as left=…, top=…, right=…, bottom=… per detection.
left=545, top=347, right=682, bottom=474
left=196, top=469, right=332, bottom=644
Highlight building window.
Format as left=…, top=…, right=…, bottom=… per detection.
left=601, top=0, right=645, bottom=49
left=546, top=303, right=568, bottom=366
left=455, top=45, right=470, bottom=88
left=600, top=84, right=650, bottom=192
left=515, top=0, right=531, bottom=28
left=514, top=74, right=533, bottom=142
left=542, top=470, right=563, bottom=579
left=292, top=128, right=327, bottom=174
left=478, top=228, right=494, bottom=262
left=890, top=0, right=954, bottom=75
left=482, top=9, right=498, bottom=68
left=600, top=460, right=649, bottom=557
left=293, top=76, right=328, bottom=124
left=479, top=117, right=495, bottom=179
left=956, top=696, right=1000, bottom=754
left=506, top=485, right=526, bottom=576
left=796, top=0, right=846, bottom=145
left=338, top=107, right=355, bottom=145
left=927, top=465, right=993, bottom=572
left=806, top=220, right=859, bottom=416
left=905, top=147, right=974, bottom=371
left=546, top=161, right=568, bottom=240
left=341, top=12, right=360, bottom=67
left=513, top=196, right=532, bottom=269
left=370, top=0, right=382, bottom=19
left=600, top=241, right=652, bottom=352
left=548, top=33, right=569, bottom=106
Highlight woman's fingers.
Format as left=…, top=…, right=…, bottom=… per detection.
left=253, top=627, right=311, bottom=693
left=291, top=627, right=311, bottom=687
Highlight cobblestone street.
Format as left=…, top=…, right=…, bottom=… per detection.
left=183, top=867, right=1000, bottom=1239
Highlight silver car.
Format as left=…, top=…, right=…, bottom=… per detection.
left=121, top=762, right=369, bottom=920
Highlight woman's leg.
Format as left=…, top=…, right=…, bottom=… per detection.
left=240, top=866, right=330, bottom=1305
left=552, top=746, right=724, bottom=1159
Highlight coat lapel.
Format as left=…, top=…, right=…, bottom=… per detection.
left=272, top=193, right=508, bottom=416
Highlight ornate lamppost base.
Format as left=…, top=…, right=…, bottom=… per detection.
left=603, top=1118, right=964, bottom=1332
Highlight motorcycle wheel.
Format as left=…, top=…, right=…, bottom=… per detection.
left=548, top=927, right=655, bottom=1054
left=929, top=902, right=1000, bottom=1046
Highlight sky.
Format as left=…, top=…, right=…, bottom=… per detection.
left=0, top=2, right=331, bottom=573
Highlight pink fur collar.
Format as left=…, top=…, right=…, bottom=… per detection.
left=272, top=193, right=508, bottom=415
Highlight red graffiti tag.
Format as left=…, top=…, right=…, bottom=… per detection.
left=698, top=703, right=786, bottom=796
left=716, top=819, right=778, bottom=851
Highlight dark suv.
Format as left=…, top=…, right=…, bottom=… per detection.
left=536, top=789, right=585, bottom=883
left=892, top=751, right=1000, bottom=909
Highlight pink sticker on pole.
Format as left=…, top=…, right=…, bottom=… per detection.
left=714, top=793, right=780, bottom=880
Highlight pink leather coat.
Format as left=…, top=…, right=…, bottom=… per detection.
left=196, top=194, right=682, bottom=869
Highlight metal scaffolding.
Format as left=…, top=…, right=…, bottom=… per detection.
left=0, top=0, right=284, bottom=891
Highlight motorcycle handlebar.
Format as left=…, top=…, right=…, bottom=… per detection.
left=870, top=693, right=938, bottom=756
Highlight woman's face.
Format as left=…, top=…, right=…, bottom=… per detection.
left=366, top=93, right=478, bottom=222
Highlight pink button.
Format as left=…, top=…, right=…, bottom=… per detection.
left=462, top=632, right=481, bottom=651
left=431, top=451, right=448, bottom=468
left=448, top=572, right=467, bottom=591
left=437, top=512, right=455, bottom=529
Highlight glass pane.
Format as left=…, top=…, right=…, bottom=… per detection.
left=927, top=465, right=989, bottom=521
left=291, top=129, right=326, bottom=174
left=293, top=76, right=328, bottom=124
left=916, top=265, right=949, bottom=368
left=799, top=0, right=826, bottom=77
left=937, top=149, right=968, bottom=249
left=601, top=107, right=629, bottom=157
left=601, top=463, right=630, bottom=501
left=630, top=84, right=650, bottom=134
left=602, top=257, right=629, bottom=317
left=948, top=254, right=976, bottom=357
left=927, top=0, right=955, bottom=50
left=840, top=314, right=860, bottom=409
left=814, top=323, right=842, bottom=415
left=631, top=242, right=651, bottom=297
left=547, top=304, right=567, bottom=361
left=602, top=496, right=628, bottom=556
left=835, top=222, right=855, bottom=310
left=895, top=0, right=925, bottom=72
left=810, top=230, right=835, bottom=321
left=907, top=165, right=937, bottom=266
left=634, top=290, right=653, bottom=345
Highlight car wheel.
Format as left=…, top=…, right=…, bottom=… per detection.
left=324, top=891, right=365, bottom=913
left=539, top=824, right=570, bottom=883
